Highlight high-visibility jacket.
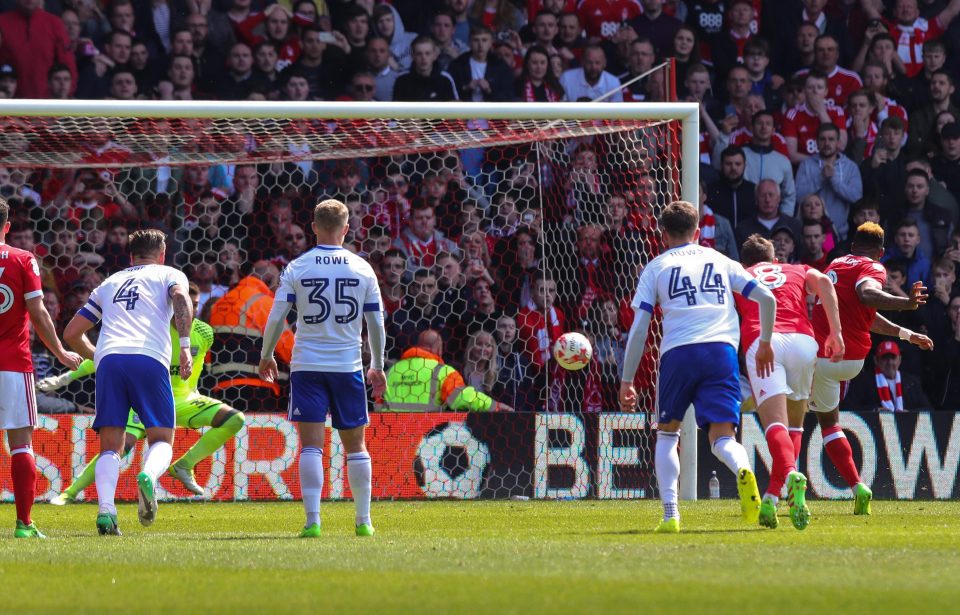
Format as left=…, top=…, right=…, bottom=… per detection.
left=207, top=276, right=294, bottom=395
left=383, top=347, right=494, bottom=412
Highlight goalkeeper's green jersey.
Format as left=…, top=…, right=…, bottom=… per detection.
left=71, top=320, right=214, bottom=400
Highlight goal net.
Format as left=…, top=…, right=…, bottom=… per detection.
left=0, top=100, right=698, bottom=502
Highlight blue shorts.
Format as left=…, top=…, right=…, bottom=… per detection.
left=657, top=342, right=741, bottom=429
left=288, top=370, right=368, bottom=430
left=95, top=354, right=175, bottom=431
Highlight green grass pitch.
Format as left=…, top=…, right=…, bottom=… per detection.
left=1, top=500, right=959, bottom=614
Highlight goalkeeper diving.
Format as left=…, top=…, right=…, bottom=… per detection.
left=41, top=284, right=245, bottom=502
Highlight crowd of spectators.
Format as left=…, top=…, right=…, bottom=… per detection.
left=3, top=0, right=960, bottom=412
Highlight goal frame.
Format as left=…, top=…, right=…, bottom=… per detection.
left=0, top=99, right=701, bottom=501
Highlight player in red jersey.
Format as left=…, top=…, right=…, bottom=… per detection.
left=809, top=222, right=933, bottom=515
left=736, top=235, right=843, bottom=531
left=0, top=199, right=82, bottom=538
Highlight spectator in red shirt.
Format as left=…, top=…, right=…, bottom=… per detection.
left=783, top=71, right=848, bottom=163
left=0, top=0, right=77, bottom=98
left=517, top=273, right=565, bottom=369
left=862, top=0, right=960, bottom=77
left=577, top=0, right=642, bottom=42
left=794, top=34, right=863, bottom=107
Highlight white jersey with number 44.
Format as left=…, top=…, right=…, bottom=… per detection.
left=81, top=263, right=189, bottom=369
left=277, top=245, right=383, bottom=373
left=631, top=243, right=758, bottom=355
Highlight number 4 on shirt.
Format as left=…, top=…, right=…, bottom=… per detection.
left=113, top=278, right=141, bottom=311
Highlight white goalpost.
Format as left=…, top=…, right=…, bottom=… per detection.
left=0, top=100, right=700, bottom=502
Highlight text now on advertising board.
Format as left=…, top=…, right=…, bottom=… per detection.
left=1, top=412, right=957, bottom=501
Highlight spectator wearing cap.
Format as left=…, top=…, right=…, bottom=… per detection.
left=795, top=123, right=863, bottom=239
left=559, top=45, right=622, bottom=103
left=393, top=36, right=459, bottom=102
left=771, top=226, right=799, bottom=264
left=931, top=122, right=960, bottom=198
left=448, top=25, right=514, bottom=102
left=0, top=0, right=77, bottom=98
left=844, top=341, right=930, bottom=411
left=734, top=179, right=804, bottom=250
left=0, top=64, right=16, bottom=98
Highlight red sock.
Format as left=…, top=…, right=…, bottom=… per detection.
left=822, top=425, right=861, bottom=488
left=765, top=423, right=796, bottom=498
left=789, top=428, right=803, bottom=464
left=10, top=448, right=36, bottom=525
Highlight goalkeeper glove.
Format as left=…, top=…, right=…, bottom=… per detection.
left=37, top=372, right=73, bottom=393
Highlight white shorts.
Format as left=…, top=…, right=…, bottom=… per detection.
left=0, top=371, right=38, bottom=430
left=746, top=333, right=818, bottom=407
left=808, top=358, right=865, bottom=413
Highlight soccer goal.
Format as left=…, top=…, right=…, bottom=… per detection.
left=0, top=99, right=700, bottom=502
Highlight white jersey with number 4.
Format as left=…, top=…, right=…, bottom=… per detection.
left=631, top=243, right=758, bottom=355
left=277, top=245, right=383, bottom=373
left=81, top=264, right=189, bottom=369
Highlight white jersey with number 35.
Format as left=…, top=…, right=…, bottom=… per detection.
left=277, top=245, right=383, bottom=373
left=81, top=264, right=189, bottom=369
left=631, top=243, right=758, bottom=355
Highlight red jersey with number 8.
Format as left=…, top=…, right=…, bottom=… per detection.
left=736, top=262, right=813, bottom=352
left=0, top=244, right=43, bottom=372
left=812, top=254, right=886, bottom=361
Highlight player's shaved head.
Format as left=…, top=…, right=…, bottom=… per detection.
left=740, top=234, right=775, bottom=267
left=129, top=229, right=166, bottom=260
left=659, top=200, right=700, bottom=241
left=314, top=198, right=349, bottom=233
left=851, top=221, right=885, bottom=254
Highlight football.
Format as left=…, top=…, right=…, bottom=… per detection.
left=553, top=332, right=593, bottom=371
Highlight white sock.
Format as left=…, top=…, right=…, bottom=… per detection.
left=95, top=451, right=122, bottom=515
left=655, top=431, right=681, bottom=520
left=300, top=447, right=323, bottom=527
left=142, top=441, right=173, bottom=482
left=347, top=451, right=372, bottom=526
left=712, top=436, right=751, bottom=475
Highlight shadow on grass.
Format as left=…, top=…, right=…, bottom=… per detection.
left=579, top=527, right=758, bottom=536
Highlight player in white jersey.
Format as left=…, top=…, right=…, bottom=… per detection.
left=619, top=201, right=778, bottom=533
left=63, top=230, right=193, bottom=536
left=259, top=199, right=386, bottom=538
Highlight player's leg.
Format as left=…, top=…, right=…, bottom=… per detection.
left=745, top=336, right=795, bottom=526
left=290, top=371, right=329, bottom=537
left=170, top=397, right=245, bottom=495
left=786, top=400, right=806, bottom=466
left=699, top=343, right=759, bottom=523
left=809, top=359, right=871, bottom=514
left=93, top=356, right=138, bottom=536
left=2, top=371, right=44, bottom=537
left=329, top=371, right=374, bottom=536
left=127, top=357, right=177, bottom=528
left=652, top=347, right=696, bottom=533
left=54, top=413, right=145, bottom=505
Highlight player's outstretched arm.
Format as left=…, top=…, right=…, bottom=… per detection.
left=806, top=269, right=845, bottom=361
left=363, top=309, right=387, bottom=402
left=258, top=296, right=293, bottom=383
left=170, top=283, right=194, bottom=381
left=26, top=296, right=83, bottom=370
left=619, top=307, right=652, bottom=412
left=871, top=313, right=935, bottom=350
left=37, top=359, right=95, bottom=392
left=858, top=278, right=927, bottom=311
